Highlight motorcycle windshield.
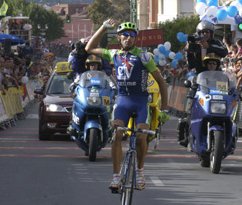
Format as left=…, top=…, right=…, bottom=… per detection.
left=78, top=71, right=109, bottom=89
left=196, top=71, right=235, bottom=93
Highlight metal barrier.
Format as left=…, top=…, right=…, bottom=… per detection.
left=0, top=79, right=43, bottom=130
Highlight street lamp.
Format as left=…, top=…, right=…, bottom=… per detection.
left=130, top=0, right=137, bottom=24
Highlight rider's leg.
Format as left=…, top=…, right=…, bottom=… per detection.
left=109, top=119, right=124, bottom=189
left=136, top=123, right=149, bottom=190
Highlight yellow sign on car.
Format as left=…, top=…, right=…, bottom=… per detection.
left=55, top=62, right=72, bottom=73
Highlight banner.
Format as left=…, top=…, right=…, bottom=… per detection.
left=0, top=1, right=8, bottom=16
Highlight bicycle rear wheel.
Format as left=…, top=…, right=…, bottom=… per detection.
left=120, top=152, right=136, bottom=205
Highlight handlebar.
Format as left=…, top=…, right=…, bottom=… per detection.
left=117, top=127, right=156, bottom=135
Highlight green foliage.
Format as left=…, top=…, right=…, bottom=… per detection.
left=87, top=0, right=130, bottom=28
left=29, top=5, right=65, bottom=41
left=158, top=15, right=200, bottom=52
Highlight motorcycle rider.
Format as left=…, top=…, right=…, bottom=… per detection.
left=85, top=19, right=168, bottom=190
left=178, top=20, right=228, bottom=146
left=186, top=20, right=228, bottom=74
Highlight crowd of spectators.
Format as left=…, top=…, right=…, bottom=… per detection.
left=0, top=42, right=56, bottom=95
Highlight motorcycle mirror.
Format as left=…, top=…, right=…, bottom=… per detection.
left=184, top=80, right=192, bottom=88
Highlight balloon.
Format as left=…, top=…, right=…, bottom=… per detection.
left=153, top=48, right=159, bottom=55
left=171, top=59, right=178, bottom=69
left=196, top=0, right=206, bottom=3
left=158, top=45, right=166, bottom=54
left=239, top=8, right=242, bottom=17
left=239, top=0, right=242, bottom=5
left=164, top=41, right=171, bottom=50
left=217, top=9, right=227, bottom=21
left=206, top=6, right=218, bottom=17
left=159, top=60, right=167, bottom=66
left=154, top=55, right=160, bottom=64
left=177, top=32, right=185, bottom=42
left=175, top=52, right=183, bottom=60
left=168, top=52, right=176, bottom=59
left=183, top=34, right=188, bottom=42
left=21, top=76, right=29, bottom=84
left=158, top=53, right=165, bottom=60
left=207, top=0, right=218, bottom=7
left=227, top=6, right=238, bottom=17
left=195, top=2, right=207, bottom=16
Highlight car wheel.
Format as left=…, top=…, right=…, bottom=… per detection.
left=39, top=120, right=51, bottom=140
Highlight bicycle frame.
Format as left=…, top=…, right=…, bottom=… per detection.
left=117, top=115, right=155, bottom=205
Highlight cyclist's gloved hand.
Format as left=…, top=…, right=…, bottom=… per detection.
left=103, top=19, right=115, bottom=29
left=158, top=110, right=170, bottom=125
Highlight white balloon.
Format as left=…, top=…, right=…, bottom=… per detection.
left=169, top=52, right=176, bottom=59
left=159, top=60, right=167, bottom=66
left=153, top=48, right=159, bottom=55
left=164, top=41, right=171, bottom=50
left=158, top=53, right=166, bottom=60
left=206, top=6, right=218, bottom=17
left=195, top=2, right=207, bottom=16
left=157, top=44, right=163, bottom=49
left=230, top=1, right=242, bottom=10
left=21, top=76, right=29, bottom=84
left=239, top=8, right=242, bottom=17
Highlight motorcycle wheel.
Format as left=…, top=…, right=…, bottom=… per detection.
left=210, top=131, right=224, bottom=174
left=88, top=128, right=99, bottom=162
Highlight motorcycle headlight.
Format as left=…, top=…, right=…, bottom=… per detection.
left=46, top=104, right=66, bottom=112
left=210, top=101, right=226, bottom=114
left=72, top=112, right=79, bottom=124
left=87, top=96, right=101, bottom=105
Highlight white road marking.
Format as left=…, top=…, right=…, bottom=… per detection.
left=149, top=176, right=165, bottom=186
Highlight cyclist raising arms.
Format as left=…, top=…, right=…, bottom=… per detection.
left=85, top=19, right=168, bottom=190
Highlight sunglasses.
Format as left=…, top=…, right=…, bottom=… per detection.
left=198, top=30, right=210, bottom=35
left=120, top=31, right=137, bottom=38
left=207, top=62, right=217, bottom=65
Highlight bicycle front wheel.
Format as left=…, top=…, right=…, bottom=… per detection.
left=121, top=152, right=136, bottom=205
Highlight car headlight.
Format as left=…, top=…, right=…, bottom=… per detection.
left=46, top=104, right=66, bottom=112
left=87, top=96, right=101, bottom=105
left=72, top=112, right=79, bottom=124
left=210, top=101, right=226, bottom=114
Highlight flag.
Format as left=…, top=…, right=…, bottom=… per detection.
left=0, top=1, right=8, bottom=16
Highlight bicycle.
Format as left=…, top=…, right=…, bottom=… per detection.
left=112, top=113, right=155, bottom=205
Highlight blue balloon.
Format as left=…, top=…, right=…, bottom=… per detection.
left=175, top=52, right=183, bottom=60
left=208, top=0, right=218, bottom=7
left=158, top=45, right=166, bottom=54
left=217, top=9, right=227, bottom=21
left=177, top=32, right=184, bottom=43
left=183, top=34, right=188, bottom=42
left=197, top=0, right=206, bottom=3
left=239, top=0, right=242, bottom=5
left=154, top=55, right=160, bottom=64
left=171, top=59, right=178, bottom=69
left=227, top=6, right=238, bottom=17
left=164, top=50, right=170, bottom=57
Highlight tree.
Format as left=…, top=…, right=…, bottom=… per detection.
left=87, top=0, right=130, bottom=27
left=158, top=15, right=200, bottom=52
left=29, top=5, right=65, bottom=41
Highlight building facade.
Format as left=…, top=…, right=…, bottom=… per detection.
left=138, top=0, right=195, bottom=30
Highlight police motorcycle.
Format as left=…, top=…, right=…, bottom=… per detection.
left=184, top=70, right=239, bottom=174
left=68, top=58, right=115, bottom=161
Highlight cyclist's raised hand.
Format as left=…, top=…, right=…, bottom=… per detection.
left=103, top=19, right=116, bottom=29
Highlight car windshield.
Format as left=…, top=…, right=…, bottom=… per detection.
left=47, top=74, right=72, bottom=95
left=196, top=71, right=234, bottom=92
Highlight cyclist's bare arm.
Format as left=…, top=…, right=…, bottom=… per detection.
left=151, top=69, right=168, bottom=110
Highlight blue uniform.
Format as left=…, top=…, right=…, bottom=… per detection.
left=101, top=47, right=157, bottom=125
